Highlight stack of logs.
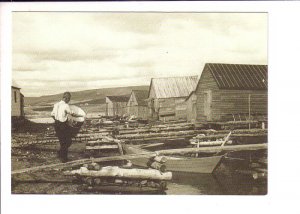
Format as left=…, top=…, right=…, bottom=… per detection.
left=85, top=135, right=124, bottom=157
left=116, top=128, right=267, bottom=144
left=64, top=162, right=172, bottom=193
left=147, top=156, right=167, bottom=172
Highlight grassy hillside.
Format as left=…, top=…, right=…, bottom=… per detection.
left=25, top=85, right=149, bottom=106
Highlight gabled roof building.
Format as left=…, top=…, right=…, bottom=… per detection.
left=190, top=63, right=267, bottom=122
left=105, top=95, right=130, bottom=117
left=12, top=80, right=25, bottom=118
left=148, top=76, right=198, bottom=121
left=127, top=90, right=149, bottom=119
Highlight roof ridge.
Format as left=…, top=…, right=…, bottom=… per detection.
left=206, top=62, right=267, bottom=66
left=151, top=75, right=198, bottom=80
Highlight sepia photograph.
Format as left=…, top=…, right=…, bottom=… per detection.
left=10, top=12, right=268, bottom=195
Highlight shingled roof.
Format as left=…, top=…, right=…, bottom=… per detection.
left=106, top=95, right=130, bottom=102
left=204, top=63, right=268, bottom=90
left=132, top=90, right=148, bottom=106
left=149, top=76, right=198, bottom=99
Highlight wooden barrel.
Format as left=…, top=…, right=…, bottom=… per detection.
left=67, top=105, right=86, bottom=136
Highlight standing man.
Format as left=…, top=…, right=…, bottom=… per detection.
left=51, top=92, right=74, bottom=163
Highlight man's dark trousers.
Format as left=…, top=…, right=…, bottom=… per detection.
left=54, top=120, right=72, bottom=162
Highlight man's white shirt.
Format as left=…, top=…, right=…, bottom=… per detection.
left=51, top=100, right=72, bottom=122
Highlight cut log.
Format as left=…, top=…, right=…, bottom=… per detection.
left=149, top=162, right=167, bottom=172
left=141, top=143, right=165, bottom=149
left=86, top=145, right=119, bottom=150
left=122, top=161, right=133, bottom=169
left=64, top=166, right=172, bottom=180
left=153, top=156, right=167, bottom=163
left=190, top=140, right=233, bottom=146
left=89, top=163, right=101, bottom=171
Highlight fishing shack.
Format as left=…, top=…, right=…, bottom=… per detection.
left=193, top=63, right=268, bottom=122
left=127, top=90, right=149, bottom=119
left=148, top=76, right=198, bottom=122
left=105, top=95, right=130, bottom=117
left=11, top=81, right=24, bottom=118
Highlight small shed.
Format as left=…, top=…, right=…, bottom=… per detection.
left=195, top=63, right=268, bottom=122
left=148, top=76, right=198, bottom=121
left=127, top=90, right=149, bottom=119
left=106, top=95, right=130, bottom=117
left=11, top=81, right=24, bottom=118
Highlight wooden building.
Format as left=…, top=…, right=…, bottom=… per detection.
left=185, top=91, right=197, bottom=123
left=11, top=83, right=24, bottom=118
left=127, top=90, right=149, bottom=119
left=193, top=63, right=267, bottom=122
left=105, top=95, right=130, bottom=117
left=148, top=76, right=198, bottom=121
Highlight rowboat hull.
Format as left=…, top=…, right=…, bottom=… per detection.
left=123, top=145, right=223, bottom=174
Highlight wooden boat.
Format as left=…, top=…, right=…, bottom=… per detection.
left=123, top=144, right=223, bottom=174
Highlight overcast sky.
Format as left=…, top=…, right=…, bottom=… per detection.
left=13, top=12, right=267, bottom=97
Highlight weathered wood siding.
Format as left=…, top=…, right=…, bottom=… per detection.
left=195, top=68, right=219, bottom=122
left=127, top=93, right=149, bottom=119
left=216, top=90, right=267, bottom=121
left=127, top=93, right=138, bottom=116
left=128, top=106, right=148, bottom=119
left=186, top=92, right=197, bottom=123
left=12, top=87, right=23, bottom=117
left=157, top=98, right=176, bottom=121
left=115, top=102, right=127, bottom=116
left=106, top=98, right=127, bottom=116
left=148, top=97, right=188, bottom=121
left=138, top=106, right=149, bottom=119
left=195, top=68, right=268, bottom=122
left=106, top=98, right=114, bottom=116
left=175, top=98, right=187, bottom=120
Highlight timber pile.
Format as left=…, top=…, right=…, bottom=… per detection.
left=199, top=120, right=268, bottom=130
left=11, top=135, right=88, bottom=148
left=85, top=135, right=124, bottom=157
left=147, top=156, right=167, bottom=172
left=64, top=163, right=172, bottom=193
left=116, top=129, right=267, bottom=144
left=118, top=124, right=195, bottom=135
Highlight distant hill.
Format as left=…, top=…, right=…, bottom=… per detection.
left=25, top=85, right=149, bottom=106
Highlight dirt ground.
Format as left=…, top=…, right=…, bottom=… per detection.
left=12, top=139, right=88, bottom=194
